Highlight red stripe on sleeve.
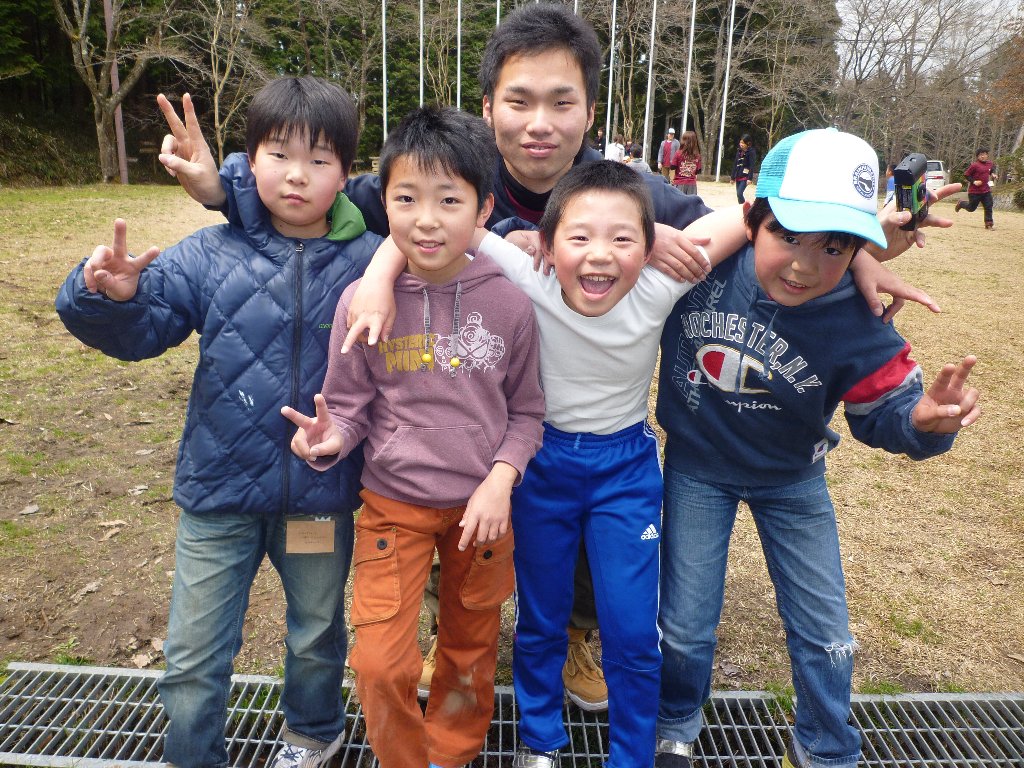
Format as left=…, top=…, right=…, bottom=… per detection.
left=842, top=343, right=917, bottom=405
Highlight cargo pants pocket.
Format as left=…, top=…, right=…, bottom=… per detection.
left=460, top=531, right=515, bottom=610
left=350, top=527, right=400, bottom=625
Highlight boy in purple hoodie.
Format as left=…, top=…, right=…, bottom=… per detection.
left=280, top=106, right=544, bottom=768
left=955, top=147, right=996, bottom=229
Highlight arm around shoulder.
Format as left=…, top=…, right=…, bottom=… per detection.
left=492, top=297, right=545, bottom=480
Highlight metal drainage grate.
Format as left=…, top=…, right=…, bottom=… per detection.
left=1, top=663, right=1022, bottom=767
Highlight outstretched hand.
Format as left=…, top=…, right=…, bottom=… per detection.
left=83, top=219, right=160, bottom=301
left=869, top=183, right=961, bottom=261
left=850, top=252, right=940, bottom=323
left=911, top=355, right=981, bottom=433
left=280, top=394, right=344, bottom=460
left=157, top=93, right=227, bottom=207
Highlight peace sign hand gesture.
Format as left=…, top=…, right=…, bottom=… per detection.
left=84, top=219, right=160, bottom=301
left=911, top=355, right=982, bottom=433
left=157, top=92, right=226, bottom=207
left=281, top=394, right=345, bottom=461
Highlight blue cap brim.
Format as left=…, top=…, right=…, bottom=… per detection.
left=768, top=197, right=887, bottom=249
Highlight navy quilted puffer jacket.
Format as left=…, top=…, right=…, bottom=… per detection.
left=56, top=172, right=382, bottom=518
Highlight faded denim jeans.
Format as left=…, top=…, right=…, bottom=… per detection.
left=158, top=509, right=352, bottom=768
left=657, top=466, right=861, bottom=768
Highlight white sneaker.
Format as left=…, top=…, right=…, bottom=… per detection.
left=513, top=745, right=559, bottom=768
left=269, top=735, right=343, bottom=768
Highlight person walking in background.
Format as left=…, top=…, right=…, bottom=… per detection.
left=594, top=126, right=606, bottom=155
left=605, top=133, right=625, bottom=163
left=730, top=133, right=758, bottom=204
left=956, top=147, right=996, bottom=230
left=883, top=161, right=896, bottom=206
left=658, top=128, right=680, bottom=182
left=671, top=131, right=702, bottom=196
left=626, top=143, right=653, bottom=174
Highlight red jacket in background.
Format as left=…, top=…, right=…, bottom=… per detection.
left=671, top=150, right=702, bottom=186
left=964, top=160, right=994, bottom=195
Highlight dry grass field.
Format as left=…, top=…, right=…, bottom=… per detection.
left=0, top=179, right=1020, bottom=696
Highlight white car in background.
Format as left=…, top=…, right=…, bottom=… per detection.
left=925, top=160, right=949, bottom=192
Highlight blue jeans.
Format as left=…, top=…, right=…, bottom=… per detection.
left=158, top=510, right=353, bottom=768
left=657, top=467, right=860, bottom=768
left=735, top=179, right=749, bottom=203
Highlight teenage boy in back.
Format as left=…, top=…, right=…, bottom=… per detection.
left=281, top=106, right=544, bottom=768
left=55, top=77, right=381, bottom=768
left=654, top=128, right=981, bottom=768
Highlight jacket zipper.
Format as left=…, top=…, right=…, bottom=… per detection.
left=283, top=240, right=305, bottom=516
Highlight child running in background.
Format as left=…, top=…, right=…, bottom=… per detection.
left=280, top=106, right=545, bottom=768
left=955, top=147, right=996, bottom=230
left=56, top=77, right=380, bottom=768
left=654, top=128, right=981, bottom=768
left=671, top=130, right=702, bottom=196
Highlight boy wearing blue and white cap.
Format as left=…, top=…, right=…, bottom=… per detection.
left=653, top=128, right=982, bottom=768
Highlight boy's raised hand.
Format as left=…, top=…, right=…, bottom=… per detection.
left=911, top=355, right=981, bottom=433
left=156, top=93, right=227, bottom=207
left=869, top=183, right=961, bottom=260
left=280, top=394, right=344, bottom=460
left=84, top=219, right=160, bottom=301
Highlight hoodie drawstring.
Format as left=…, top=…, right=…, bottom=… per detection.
left=421, top=282, right=464, bottom=377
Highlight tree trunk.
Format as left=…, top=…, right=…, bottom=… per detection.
left=95, top=107, right=119, bottom=184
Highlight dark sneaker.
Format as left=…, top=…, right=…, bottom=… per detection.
left=954, top=201, right=963, bottom=213
left=513, top=745, right=559, bottom=768
left=655, top=739, right=694, bottom=768
left=986, top=221, right=994, bottom=230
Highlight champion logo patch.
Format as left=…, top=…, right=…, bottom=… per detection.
left=640, top=524, right=659, bottom=541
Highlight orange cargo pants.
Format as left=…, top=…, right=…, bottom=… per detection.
left=349, top=489, right=514, bottom=768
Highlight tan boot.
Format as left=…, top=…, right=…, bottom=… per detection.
left=417, top=635, right=437, bottom=699
left=562, top=628, right=608, bottom=711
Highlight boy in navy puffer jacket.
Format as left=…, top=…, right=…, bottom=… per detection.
left=55, top=77, right=382, bottom=768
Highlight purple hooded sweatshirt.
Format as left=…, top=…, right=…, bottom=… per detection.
left=314, top=252, right=544, bottom=508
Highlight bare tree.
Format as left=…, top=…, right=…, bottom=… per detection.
left=51, top=0, right=185, bottom=181
left=983, top=20, right=1024, bottom=163
left=174, top=0, right=268, bottom=164
left=298, top=0, right=383, bottom=141
left=742, top=0, right=840, bottom=146
left=834, top=0, right=1007, bottom=166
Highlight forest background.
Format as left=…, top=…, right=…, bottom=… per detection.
left=1, top=0, right=1023, bottom=187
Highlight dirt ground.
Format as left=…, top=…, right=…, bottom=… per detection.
left=0, top=179, right=1021, bottom=696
